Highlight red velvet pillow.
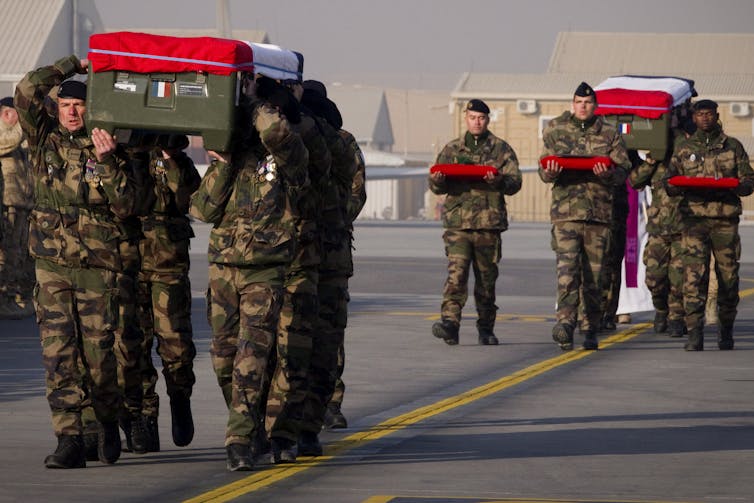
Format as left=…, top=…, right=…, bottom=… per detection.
left=668, top=176, right=739, bottom=189
left=539, top=156, right=614, bottom=170
left=430, top=164, right=497, bottom=178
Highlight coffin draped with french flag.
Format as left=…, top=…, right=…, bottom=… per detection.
left=85, top=31, right=302, bottom=151
left=594, top=75, right=696, bottom=159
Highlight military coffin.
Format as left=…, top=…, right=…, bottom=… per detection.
left=594, top=76, right=696, bottom=159
left=86, top=31, right=254, bottom=151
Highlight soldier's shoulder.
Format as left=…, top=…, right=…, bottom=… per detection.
left=723, top=134, right=747, bottom=153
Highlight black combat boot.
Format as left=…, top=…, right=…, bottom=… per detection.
left=271, top=437, right=297, bottom=464
left=684, top=328, right=704, bottom=351
left=298, top=431, right=323, bottom=456
left=129, top=414, right=149, bottom=454
left=477, top=328, right=499, bottom=345
left=98, top=421, right=121, bottom=464
left=653, top=312, right=668, bottom=334
left=600, top=314, right=617, bottom=331
left=324, top=404, right=348, bottom=429
left=432, top=320, right=459, bottom=345
left=144, top=415, right=160, bottom=452
left=551, top=322, right=574, bottom=351
left=582, top=330, right=599, bottom=350
left=44, top=435, right=86, bottom=469
left=718, top=325, right=734, bottom=350
left=170, top=395, right=194, bottom=447
left=83, top=429, right=99, bottom=462
left=667, top=319, right=685, bottom=338
left=226, top=443, right=254, bottom=471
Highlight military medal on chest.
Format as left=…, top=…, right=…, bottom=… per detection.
left=84, top=159, right=101, bottom=187
left=257, top=154, right=277, bottom=182
left=155, top=158, right=168, bottom=185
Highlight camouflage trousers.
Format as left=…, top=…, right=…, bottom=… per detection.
left=601, top=217, right=626, bottom=320
left=34, top=259, right=122, bottom=436
left=681, top=217, right=740, bottom=332
left=327, top=344, right=346, bottom=409
left=643, top=233, right=684, bottom=322
left=551, top=221, right=610, bottom=331
left=207, top=262, right=284, bottom=446
left=301, top=271, right=350, bottom=434
left=0, top=206, right=34, bottom=302
left=440, top=229, right=502, bottom=328
left=264, top=264, right=317, bottom=443
left=136, top=271, right=196, bottom=417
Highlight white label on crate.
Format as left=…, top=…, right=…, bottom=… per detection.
left=177, top=83, right=206, bottom=97
left=114, top=82, right=137, bottom=92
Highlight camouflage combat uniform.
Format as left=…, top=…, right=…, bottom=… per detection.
left=630, top=151, right=685, bottom=331
left=263, top=110, right=330, bottom=448
left=429, top=130, right=521, bottom=334
left=665, top=125, right=754, bottom=348
left=539, top=111, right=630, bottom=337
left=15, top=55, right=142, bottom=440
left=326, top=130, right=367, bottom=423
left=299, top=122, right=359, bottom=442
left=0, top=119, right=34, bottom=316
left=190, top=101, right=308, bottom=449
left=136, top=149, right=200, bottom=429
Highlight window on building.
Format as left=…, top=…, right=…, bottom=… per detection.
left=539, top=115, right=555, bottom=139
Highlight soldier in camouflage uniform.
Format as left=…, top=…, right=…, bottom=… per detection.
left=664, top=99, right=754, bottom=351
left=16, top=55, right=144, bottom=468
left=254, top=76, right=331, bottom=464
left=324, top=128, right=367, bottom=430
left=190, top=74, right=309, bottom=471
left=133, top=134, right=200, bottom=452
left=429, top=99, right=522, bottom=346
left=0, top=96, right=34, bottom=319
left=630, top=132, right=687, bottom=338
left=295, top=81, right=359, bottom=456
left=539, top=82, right=631, bottom=351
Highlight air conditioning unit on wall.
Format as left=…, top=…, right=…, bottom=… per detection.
left=516, top=99, right=538, bottom=115
left=730, top=102, right=750, bottom=117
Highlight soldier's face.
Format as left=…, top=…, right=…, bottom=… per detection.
left=465, top=111, right=489, bottom=136
left=58, top=98, right=86, bottom=133
left=572, top=96, right=596, bottom=121
left=692, top=108, right=718, bottom=132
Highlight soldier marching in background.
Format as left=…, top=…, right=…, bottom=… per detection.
left=429, top=99, right=522, bottom=346
left=539, top=82, right=631, bottom=351
left=0, top=96, right=34, bottom=319
left=664, top=99, right=754, bottom=351
left=16, top=55, right=145, bottom=468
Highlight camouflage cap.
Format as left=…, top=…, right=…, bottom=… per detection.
left=693, top=99, right=718, bottom=112
left=466, top=99, right=490, bottom=114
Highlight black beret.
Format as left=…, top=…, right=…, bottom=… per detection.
left=58, top=80, right=87, bottom=100
left=693, top=99, right=718, bottom=112
left=0, top=96, right=14, bottom=108
left=574, top=82, right=595, bottom=99
left=465, top=99, right=490, bottom=114
left=157, top=134, right=189, bottom=151
left=302, top=79, right=327, bottom=98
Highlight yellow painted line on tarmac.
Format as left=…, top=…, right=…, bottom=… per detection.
left=363, top=496, right=694, bottom=503
left=184, top=323, right=651, bottom=503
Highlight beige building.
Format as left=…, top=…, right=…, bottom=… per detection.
left=448, top=32, right=754, bottom=222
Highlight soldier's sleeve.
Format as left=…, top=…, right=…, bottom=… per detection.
left=254, top=102, right=310, bottom=205
left=733, top=140, right=754, bottom=197
left=165, top=151, right=201, bottom=214
left=492, top=141, right=522, bottom=196
left=663, top=147, right=685, bottom=197
left=342, top=131, right=366, bottom=222
left=598, top=131, right=630, bottom=186
left=98, top=151, right=147, bottom=220
left=14, top=55, right=82, bottom=154
left=189, top=158, right=239, bottom=225
left=428, top=146, right=451, bottom=194
left=628, top=160, right=657, bottom=190
left=537, top=125, right=559, bottom=183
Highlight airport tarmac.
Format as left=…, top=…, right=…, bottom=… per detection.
left=1, top=221, right=753, bottom=503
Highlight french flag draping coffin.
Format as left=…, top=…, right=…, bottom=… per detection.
left=85, top=32, right=255, bottom=151
left=594, top=76, right=696, bottom=159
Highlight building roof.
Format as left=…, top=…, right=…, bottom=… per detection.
left=0, top=0, right=65, bottom=78
left=548, top=32, right=754, bottom=76
left=328, top=85, right=394, bottom=148
left=105, top=28, right=268, bottom=44
left=384, top=88, right=454, bottom=158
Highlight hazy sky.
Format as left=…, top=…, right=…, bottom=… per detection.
left=95, top=0, right=754, bottom=90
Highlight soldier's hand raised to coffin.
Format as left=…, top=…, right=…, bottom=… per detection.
left=79, top=59, right=89, bottom=73
left=91, top=128, right=117, bottom=162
